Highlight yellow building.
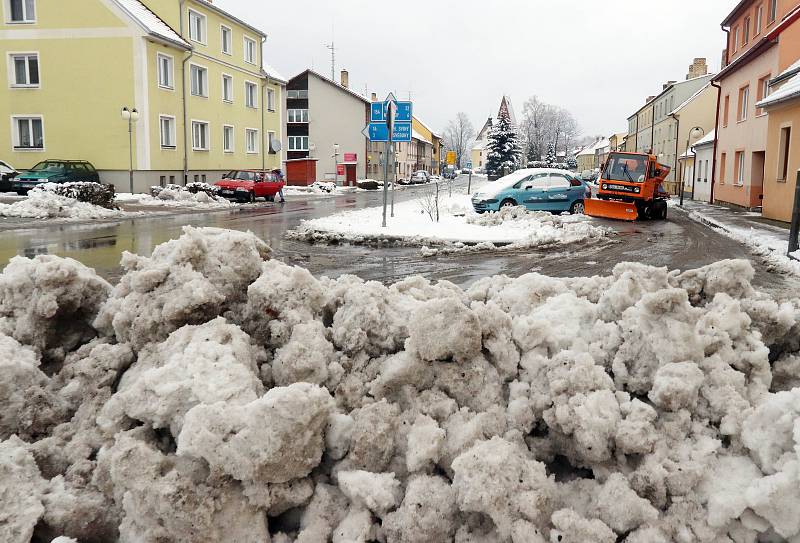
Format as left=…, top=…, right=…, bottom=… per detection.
left=1, top=0, right=284, bottom=192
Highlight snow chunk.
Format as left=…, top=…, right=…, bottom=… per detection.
left=406, top=414, right=445, bottom=472
left=648, top=362, right=705, bottom=411
left=177, top=383, right=334, bottom=484
left=337, top=470, right=402, bottom=515
left=406, top=298, right=482, bottom=362
left=452, top=436, right=554, bottom=539
left=383, top=475, right=457, bottom=542
left=0, top=436, right=47, bottom=543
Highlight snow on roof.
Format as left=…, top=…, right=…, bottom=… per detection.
left=264, top=63, right=287, bottom=84
left=112, top=0, right=189, bottom=48
left=758, top=61, right=800, bottom=108
left=472, top=140, right=486, bottom=151
left=193, top=0, right=267, bottom=38
left=412, top=129, right=432, bottom=145
left=670, top=82, right=713, bottom=115
left=300, top=70, right=370, bottom=104
left=693, top=129, right=716, bottom=147
left=577, top=146, right=596, bottom=157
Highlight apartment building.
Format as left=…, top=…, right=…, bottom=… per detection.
left=713, top=0, right=799, bottom=209
left=0, top=0, right=285, bottom=192
left=285, top=69, right=368, bottom=185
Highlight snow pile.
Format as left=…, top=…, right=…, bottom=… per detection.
left=0, top=188, right=125, bottom=220
left=2, top=228, right=800, bottom=542
left=118, top=184, right=233, bottom=208
left=290, top=193, right=608, bottom=254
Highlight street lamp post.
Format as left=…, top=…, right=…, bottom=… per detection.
left=681, top=127, right=705, bottom=206
left=121, top=107, right=140, bottom=194
left=333, top=143, right=340, bottom=187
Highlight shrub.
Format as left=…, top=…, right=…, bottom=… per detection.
left=40, top=182, right=117, bottom=209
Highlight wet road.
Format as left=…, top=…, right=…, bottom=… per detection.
left=0, top=177, right=797, bottom=296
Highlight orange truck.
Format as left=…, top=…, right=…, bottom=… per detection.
left=584, top=152, right=671, bottom=221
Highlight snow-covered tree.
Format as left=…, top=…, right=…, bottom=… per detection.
left=545, top=143, right=556, bottom=166
left=485, top=109, right=522, bottom=175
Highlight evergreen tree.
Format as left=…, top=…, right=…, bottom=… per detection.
left=545, top=143, right=556, bottom=166
left=485, top=109, right=522, bottom=175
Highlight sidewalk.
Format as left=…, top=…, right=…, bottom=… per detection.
left=671, top=199, right=800, bottom=275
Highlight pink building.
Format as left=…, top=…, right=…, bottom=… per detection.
left=713, top=0, right=800, bottom=208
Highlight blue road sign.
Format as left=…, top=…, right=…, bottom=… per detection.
left=370, top=102, right=385, bottom=123
left=392, top=122, right=412, bottom=142
left=395, top=101, right=412, bottom=122
left=365, top=122, right=389, bottom=142
left=467, top=162, right=473, bottom=169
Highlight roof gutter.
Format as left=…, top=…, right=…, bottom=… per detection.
left=670, top=112, right=680, bottom=186
left=710, top=80, right=722, bottom=204
left=180, top=0, right=194, bottom=185
left=260, top=35, right=267, bottom=171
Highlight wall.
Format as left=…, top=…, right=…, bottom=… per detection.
left=725, top=0, right=797, bottom=65
left=693, top=143, right=715, bottom=202
left=307, top=74, right=367, bottom=181
left=762, top=100, right=800, bottom=221
left=715, top=46, right=777, bottom=208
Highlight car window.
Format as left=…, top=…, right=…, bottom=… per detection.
left=528, top=174, right=549, bottom=189
left=569, top=178, right=582, bottom=187
left=82, top=163, right=96, bottom=172
left=548, top=174, right=572, bottom=189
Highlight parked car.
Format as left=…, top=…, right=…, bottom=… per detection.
left=411, top=170, right=430, bottom=184
left=214, top=170, right=285, bottom=202
left=429, top=174, right=442, bottom=182
left=471, top=168, right=590, bottom=214
left=13, top=160, right=100, bottom=195
left=0, top=160, right=19, bottom=192
left=442, top=167, right=457, bottom=180
left=461, top=168, right=472, bottom=175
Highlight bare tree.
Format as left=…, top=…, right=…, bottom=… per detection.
left=443, top=113, right=476, bottom=168
left=521, top=97, right=582, bottom=163
left=418, top=183, right=441, bottom=222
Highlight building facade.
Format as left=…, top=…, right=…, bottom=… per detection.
left=284, top=69, right=368, bottom=185
left=0, top=0, right=285, bottom=192
left=713, top=0, right=800, bottom=209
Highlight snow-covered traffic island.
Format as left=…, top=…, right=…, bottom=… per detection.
left=2, top=226, right=800, bottom=543
left=290, top=189, right=609, bottom=255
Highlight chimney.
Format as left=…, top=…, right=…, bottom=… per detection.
left=340, top=69, right=349, bottom=89
left=371, top=92, right=377, bottom=102
left=646, top=95, right=655, bottom=103
left=662, top=80, right=677, bottom=90
left=687, top=58, right=708, bottom=79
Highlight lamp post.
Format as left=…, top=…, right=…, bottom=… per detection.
left=681, top=127, right=705, bottom=206
left=332, top=143, right=340, bottom=186
left=121, top=107, right=140, bottom=194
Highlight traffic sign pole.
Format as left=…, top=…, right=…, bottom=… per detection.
left=382, top=98, right=396, bottom=228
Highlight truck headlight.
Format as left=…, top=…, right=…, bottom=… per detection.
left=602, top=184, right=607, bottom=190
left=634, top=187, right=641, bottom=194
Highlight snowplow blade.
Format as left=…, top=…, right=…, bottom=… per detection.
left=584, top=198, right=639, bottom=221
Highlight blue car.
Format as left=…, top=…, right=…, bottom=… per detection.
left=471, top=168, right=590, bottom=214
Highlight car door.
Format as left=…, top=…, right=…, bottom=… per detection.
left=545, top=173, right=573, bottom=211
left=519, top=173, right=550, bottom=210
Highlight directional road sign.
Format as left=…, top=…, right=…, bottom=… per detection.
left=394, top=101, right=412, bottom=122
left=364, top=123, right=389, bottom=142
left=392, top=122, right=412, bottom=142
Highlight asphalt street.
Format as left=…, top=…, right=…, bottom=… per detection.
left=0, top=176, right=797, bottom=297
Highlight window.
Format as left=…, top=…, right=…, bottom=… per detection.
left=720, top=153, right=727, bottom=184
left=246, top=128, right=259, bottom=153
left=190, top=64, right=207, bottom=97
left=223, top=125, right=234, bottom=152
left=738, top=85, right=750, bottom=121
left=723, top=95, right=730, bottom=127
left=244, top=37, right=257, bottom=64
left=188, top=10, right=206, bottom=43
left=10, top=53, right=39, bottom=87
left=735, top=151, right=745, bottom=185
left=288, top=109, right=309, bottom=123
left=12, top=116, right=43, bottom=149
left=778, top=126, right=791, bottom=180
left=288, top=136, right=309, bottom=151
left=268, top=130, right=277, bottom=154
left=769, top=0, right=777, bottom=23
left=245, top=81, right=258, bottom=108
left=756, top=5, right=763, bottom=34
left=220, top=25, right=232, bottom=55
left=757, top=74, right=771, bottom=115
left=191, top=121, right=209, bottom=150
left=222, top=74, right=233, bottom=102
left=733, top=26, right=740, bottom=52
left=286, top=89, right=308, bottom=99
left=744, top=16, right=750, bottom=44
left=159, top=175, right=166, bottom=187
left=267, top=88, right=275, bottom=111
left=8, top=0, right=35, bottom=22
left=159, top=115, right=176, bottom=149
left=156, top=53, right=173, bottom=89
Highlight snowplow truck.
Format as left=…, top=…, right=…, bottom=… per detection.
left=584, top=152, right=671, bottom=221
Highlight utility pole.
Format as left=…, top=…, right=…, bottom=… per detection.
left=325, top=41, right=335, bottom=81
left=789, top=170, right=800, bottom=256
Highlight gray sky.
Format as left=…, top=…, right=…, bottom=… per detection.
left=217, top=0, right=732, bottom=137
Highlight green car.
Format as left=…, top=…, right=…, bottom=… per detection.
left=14, top=159, right=100, bottom=195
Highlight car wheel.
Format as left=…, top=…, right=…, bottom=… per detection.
left=500, top=199, right=517, bottom=208
left=249, top=191, right=256, bottom=203
left=570, top=200, right=585, bottom=215
left=16, top=190, right=27, bottom=196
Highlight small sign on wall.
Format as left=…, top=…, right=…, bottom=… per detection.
left=337, top=164, right=346, bottom=175
left=344, top=153, right=357, bottom=163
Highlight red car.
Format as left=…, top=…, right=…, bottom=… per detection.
left=215, top=170, right=285, bottom=202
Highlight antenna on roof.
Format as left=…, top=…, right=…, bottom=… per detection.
left=325, top=20, right=335, bottom=82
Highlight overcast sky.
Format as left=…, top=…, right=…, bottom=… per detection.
left=217, top=0, right=731, bottom=137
